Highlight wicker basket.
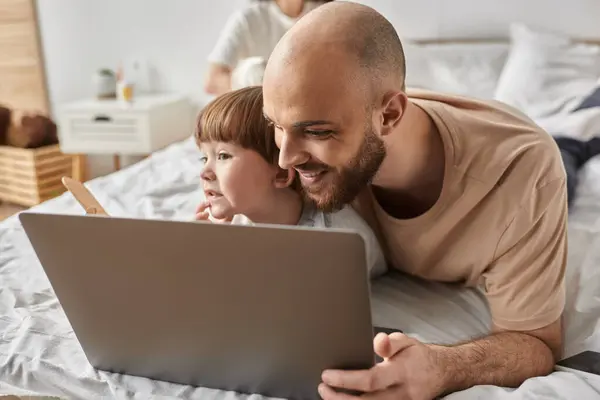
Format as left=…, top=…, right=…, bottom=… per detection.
left=0, top=144, right=73, bottom=207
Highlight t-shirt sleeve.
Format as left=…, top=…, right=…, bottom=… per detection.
left=207, top=10, right=252, bottom=69
left=482, top=177, right=568, bottom=332
left=363, top=229, right=388, bottom=279
left=231, top=214, right=253, bottom=225
left=328, top=207, right=388, bottom=279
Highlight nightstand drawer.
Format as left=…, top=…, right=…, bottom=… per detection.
left=57, top=94, right=193, bottom=156
left=58, top=111, right=150, bottom=154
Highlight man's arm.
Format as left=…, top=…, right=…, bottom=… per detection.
left=319, top=319, right=563, bottom=400
left=320, top=162, right=569, bottom=399
left=433, top=318, right=562, bottom=394
left=432, top=176, right=567, bottom=391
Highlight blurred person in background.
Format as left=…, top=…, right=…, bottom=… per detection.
left=204, top=0, right=334, bottom=95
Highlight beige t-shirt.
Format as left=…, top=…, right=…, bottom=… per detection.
left=353, top=89, right=568, bottom=332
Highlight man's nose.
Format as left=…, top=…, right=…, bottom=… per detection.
left=278, top=133, right=308, bottom=169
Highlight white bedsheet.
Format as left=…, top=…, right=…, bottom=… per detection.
left=1, top=134, right=600, bottom=399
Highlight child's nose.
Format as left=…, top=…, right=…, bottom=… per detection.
left=200, top=168, right=216, bottom=181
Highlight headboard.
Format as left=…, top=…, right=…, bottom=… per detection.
left=413, top=38, right=600, bottom=46
left=358, top=0, right=600, bottom=44
left=396, top=16, right=600, bottom=122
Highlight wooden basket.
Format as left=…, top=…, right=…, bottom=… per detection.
left=0, top=144, right=73, bottom=207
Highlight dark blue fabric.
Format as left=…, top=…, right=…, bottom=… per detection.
left=555, top=136, right=600, bottom=208
left=573, top=86, right=600, bottom=112
left=559, top=147, right=579, bottom=208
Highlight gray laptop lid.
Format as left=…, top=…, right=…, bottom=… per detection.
left=19, top=212, right=376, bottom=400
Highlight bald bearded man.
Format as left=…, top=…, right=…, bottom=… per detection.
left=261, top=1, right=566, bottom=399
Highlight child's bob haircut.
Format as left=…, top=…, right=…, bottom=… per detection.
left=195, top=86, right=279, bottom=165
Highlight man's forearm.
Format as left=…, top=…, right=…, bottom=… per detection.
left=431, top=331, right=555, bottom=395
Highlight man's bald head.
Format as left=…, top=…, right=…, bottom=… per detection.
left=266, top=1, right=406, bottom=93
left=262, top=2, right=407, bottom=212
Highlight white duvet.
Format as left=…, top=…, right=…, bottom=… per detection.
left=2, top=121, right=600, bottom=399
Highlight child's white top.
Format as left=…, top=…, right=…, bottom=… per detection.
left=208, top=2, right=323, bottom=70
left=229, top=204, right=388, bottom=279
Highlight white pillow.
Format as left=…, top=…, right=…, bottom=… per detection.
left=404, top=42, right=509, bottom=100
left=494, top=23, right=600, bottom=118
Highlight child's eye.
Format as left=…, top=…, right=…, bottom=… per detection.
left=199, top=156, right=207, bottom=164
left=217, top=152, right=231, bottom=161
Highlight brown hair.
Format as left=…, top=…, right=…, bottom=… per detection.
left=195, top=86, right=279, bottom=164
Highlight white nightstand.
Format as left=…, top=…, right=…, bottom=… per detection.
left=57, top=94, right=194, bottom=180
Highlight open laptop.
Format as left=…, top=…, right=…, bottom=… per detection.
left=19, top=212, right=381, bottom=400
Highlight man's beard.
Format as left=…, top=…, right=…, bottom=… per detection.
left=301, top=125, right=386, bottom=212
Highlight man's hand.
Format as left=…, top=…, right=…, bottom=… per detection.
left=319, top=332, right=445, bottom=400
left=194, top=201, right=232, bottom=223
left=319, top=319, right=561, bottom=400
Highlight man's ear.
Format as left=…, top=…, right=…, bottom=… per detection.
left=274, top=167, right=296, bottom=189
left=380, top=91, right=407, bottom=137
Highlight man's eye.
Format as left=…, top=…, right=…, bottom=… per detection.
left=305, top=130, right=333, bottom=138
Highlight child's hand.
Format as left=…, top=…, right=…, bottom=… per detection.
left=195, top=201, right=232, bottom=223
left=195, top=201, right=212, bottom=221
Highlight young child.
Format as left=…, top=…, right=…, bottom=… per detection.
left=194, top=86, right=387, bottom=279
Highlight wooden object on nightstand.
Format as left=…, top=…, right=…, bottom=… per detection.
left=0, top=144, right=74, bottom=207
left=57, top=94, right=193, bottom=173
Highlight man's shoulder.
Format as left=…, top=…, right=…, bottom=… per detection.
left=406, top=88, right=546, bottom=147
left=408, top=89, right=565, bottom=191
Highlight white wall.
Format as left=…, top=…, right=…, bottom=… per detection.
left=37, top=0, right=248, bottom=112
left=36, top=0, right=600, bottom=178
left=36, top=0, right=247, bottom=177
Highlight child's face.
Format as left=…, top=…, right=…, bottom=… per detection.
left=199, top=141, right=280, bottom=220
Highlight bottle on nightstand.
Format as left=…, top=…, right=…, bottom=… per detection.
left=116, top=65, right=134, bottom=103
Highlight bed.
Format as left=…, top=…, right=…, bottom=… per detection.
left=2, top=22, right=600, bottom=400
